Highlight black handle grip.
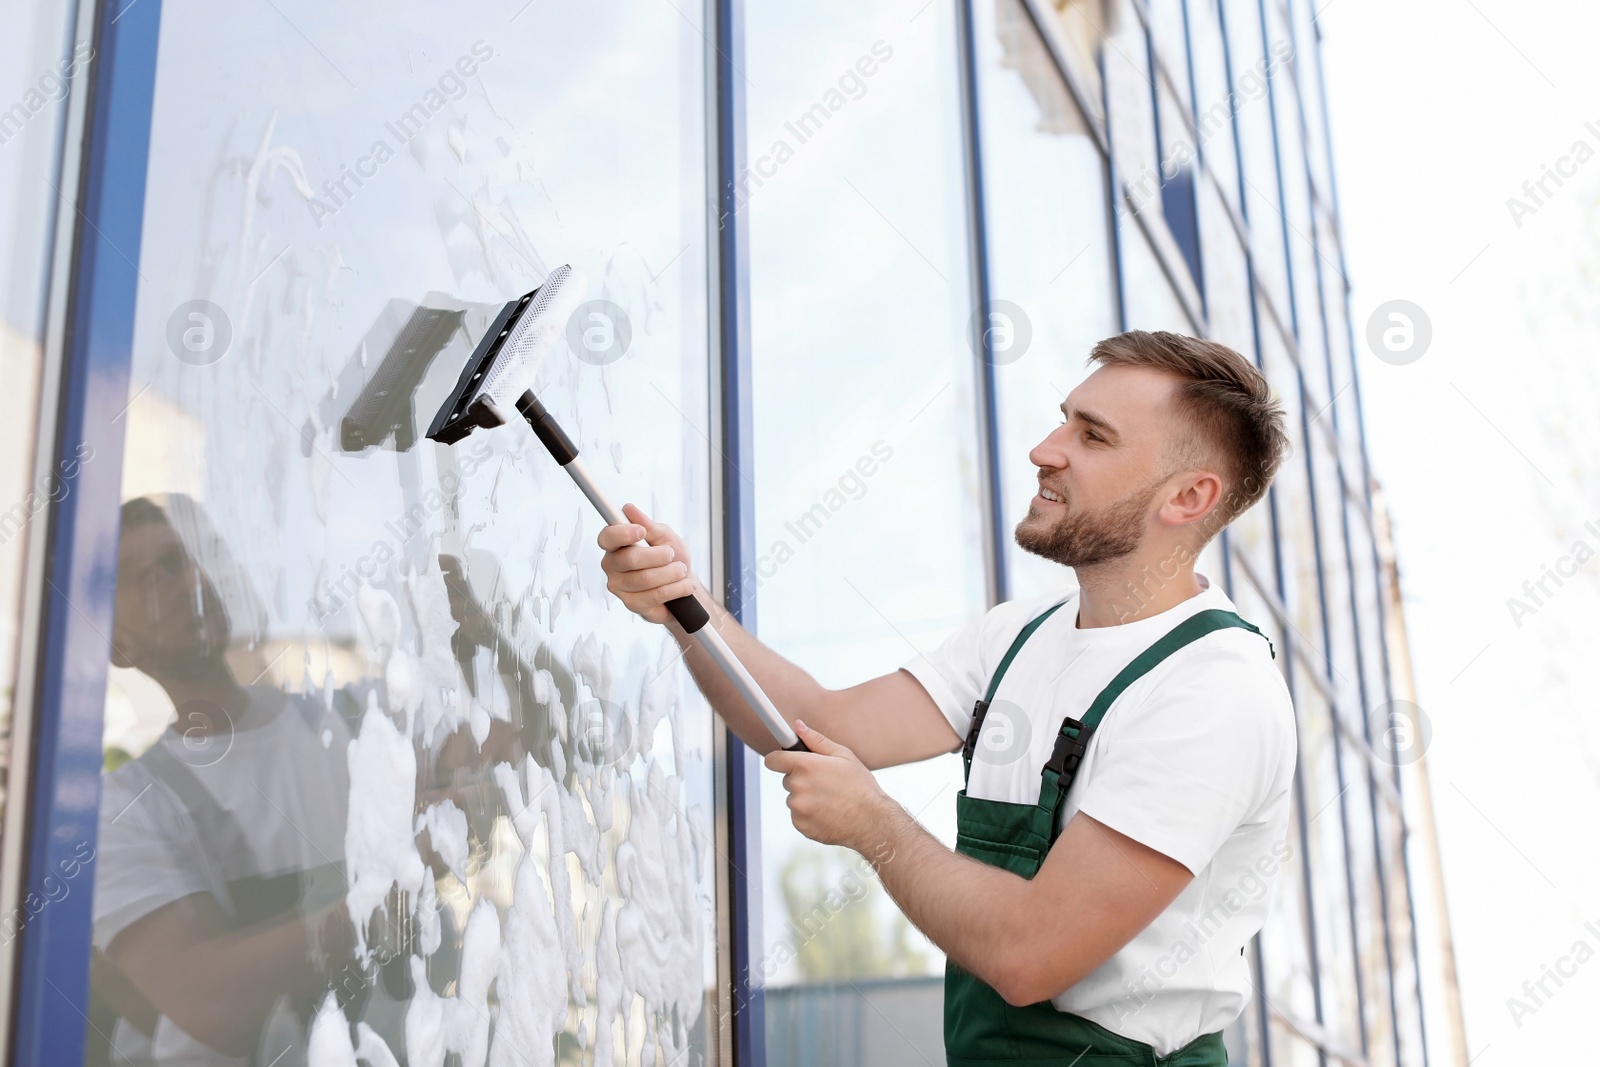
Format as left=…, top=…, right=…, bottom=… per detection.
left=665, top=594, right=710, bottom=634
left=784, top=738, right=810, bottom=753
left=515, top=391, right=579, bottom=465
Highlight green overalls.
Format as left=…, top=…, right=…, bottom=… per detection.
left=945, top=602, right=1273, bottom=1067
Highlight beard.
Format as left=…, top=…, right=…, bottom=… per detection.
left=1014, top=479, right=1157, bottom=568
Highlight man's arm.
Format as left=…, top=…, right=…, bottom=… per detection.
left=768, top=721, right=1194, bottom=1007
left=107, top=893, right=349, bottom=1055
left=599, top=504, right=960, bottom=768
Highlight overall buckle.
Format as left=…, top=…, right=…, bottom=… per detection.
left=963, top=699, right=989, bottom=763
left=1043, top=717, right=1093, bottom=780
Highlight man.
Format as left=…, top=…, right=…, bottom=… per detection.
left=93, top=499, right=501, bottom=1066
left=92, top=497, right=361, bottom=1065
left=598, top=330, right=1296, bottom=1065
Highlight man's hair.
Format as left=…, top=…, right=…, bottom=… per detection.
left=121, top=496, right=171, bottom=531
left=1087, top=330, right=1288, bottom=530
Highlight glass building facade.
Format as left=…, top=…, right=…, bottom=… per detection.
left=0, top=0, right=1457, bottom=1065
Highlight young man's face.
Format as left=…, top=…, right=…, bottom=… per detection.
left=1015, top=364, right=1184, bottom=568
left=112, top=519, right=230, bottom=675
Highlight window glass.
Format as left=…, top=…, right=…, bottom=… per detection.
left=1292, top=658, right=1362, bottom=1056
left=1266, top=1021, right=1323, bottom=1067
left=1268, top=44, right=1332, bottom=425
left=1347, top=506, right=1391, bottom=722
left=1259, top=316, right=1325, bottom=664
left=1379, top=798, right=1426, bottom=1067
left=1155, top=80, right=1204, bottom=290
left=1183, top=0, right=1241, bottom=211
left=1198, top=178, right=1252, bottom=354
left=1340, top=738, right=1398, bottom=1067
left=744, top=1, right=984, bottom=1059
left=1147, top=0, right=1190, bottom=106
left=1284, top=0, right=1332, bottom=201
left=1316, top=205, right=1367, bottom=481
left=1120, top=218, right=1195, bottom=332
left=1222, top=0, right=1290, bottom=321
left=85, top=4, right=718, bottom=1065
left=1310, top=435, right=1361, bottom=725
left=976, top=0, right=1119, bottom=601
left=1035, top=0, right=1109, bottom=126
left=1103, top=0, right=1161, bottom=218
left=0, top=0, right=81, bottom=830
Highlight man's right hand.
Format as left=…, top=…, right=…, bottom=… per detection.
left=597, top=502, right=699, bottom=625
left=597, top=505, right=957, bottom=769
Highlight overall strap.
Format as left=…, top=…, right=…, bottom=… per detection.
left=1037, top=608, right=1272, bottom=834
left=962, top=600, right=1069, bottom=783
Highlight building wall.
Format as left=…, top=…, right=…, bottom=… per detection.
left=0, top=0, right=1453, bottom=1065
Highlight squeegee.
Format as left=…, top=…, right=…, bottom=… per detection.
left=425, top=264, right=806, bottom=752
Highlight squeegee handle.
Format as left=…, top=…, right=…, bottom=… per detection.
left=514, top=391, right=808, bottom=753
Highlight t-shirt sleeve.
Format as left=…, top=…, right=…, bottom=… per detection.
left=899, top=598, right=1039, bottom=744
left=93, top=765, right=216, bottom=950
left=1072, top=639, right=1295, bottom=875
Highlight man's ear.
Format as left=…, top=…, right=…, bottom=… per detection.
left=1159, top=470, right=1224, bottom=527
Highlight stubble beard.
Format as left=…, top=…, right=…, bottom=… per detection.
left=1014, top=480, right=1157, bottom=568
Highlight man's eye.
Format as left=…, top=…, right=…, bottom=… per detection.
left=1085, top=430, right=1103, bottom=443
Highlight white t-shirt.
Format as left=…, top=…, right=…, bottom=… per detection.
left=94, top=686, right=353, bottom=1066
left=900, top=573, right=1296, bottom=1056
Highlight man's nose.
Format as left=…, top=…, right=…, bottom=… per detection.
left=1028, top=430, right=1066, bottom=470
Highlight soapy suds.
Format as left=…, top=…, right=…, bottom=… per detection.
left=355, top=582, right=402, bottom=657
left=404, top=898, right=500, bottom=1067
left=589, top=762, right=704, bottom=1065
left=344, top=693, right=426, bottom=957
left=493, top=757, right=589, bottom=1000
left=487, top=856, right=566, bottom=1066
left=404, top=554, right=465, bottom=744
left=415, top=871, right=442, bottom=958
left=417, top=799, right=470, bottom=883
left=307, top=992, right=401, bottom=1067
left=568, top=632, right=609, bottom=710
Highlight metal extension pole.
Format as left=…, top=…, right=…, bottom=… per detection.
left=514, top=391, right=805, bottom=752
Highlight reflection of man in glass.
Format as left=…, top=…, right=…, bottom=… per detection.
left=89, top=497, right=358, bottom=1066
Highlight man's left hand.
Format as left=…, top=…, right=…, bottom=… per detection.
left=764, top=720, right=891, bottom=851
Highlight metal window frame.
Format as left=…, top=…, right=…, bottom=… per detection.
left=955, top=0, right=1011, bottom=609
left=6, top=0, right=160, bottom=1061
left=0, top=0, right=102, bottom=1054
left=710, top=1, right=770, bottom=1063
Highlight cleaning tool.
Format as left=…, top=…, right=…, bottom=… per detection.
left=425, top=264, right=806, bottom=752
